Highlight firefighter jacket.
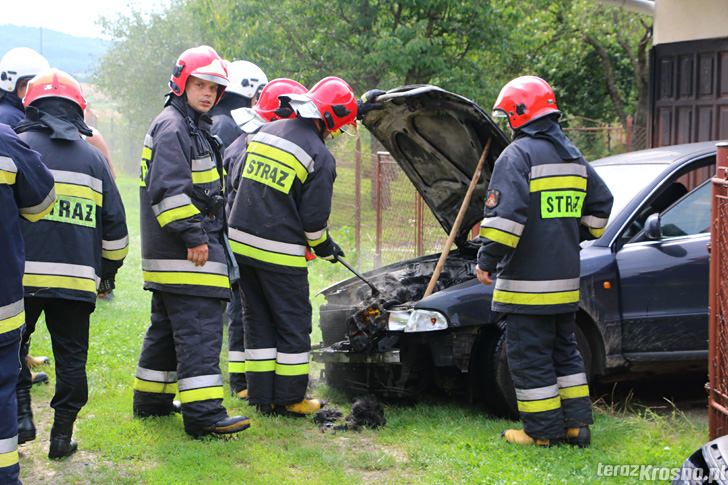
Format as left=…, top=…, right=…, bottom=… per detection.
left=223, top=108, right=267, bottom=214
left=0, top=123, right=55, bottom=335
left=227, top=117, right=336, bottom=273
left=15, top=105, right=128, bottom=305
left=139, top=94, right=231, bottom=299
left=223, top=132, right=250, bottom=216
left=209, top=96, right=247, bottom=148
left=477, top=123, right=613, bottom=315
left=0, top=91, right=24, bottom=128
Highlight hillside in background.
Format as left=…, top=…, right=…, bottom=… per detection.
left=0, top=24, right=109, bottom=81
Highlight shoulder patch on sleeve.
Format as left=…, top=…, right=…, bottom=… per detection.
left=485, top=189, right=500, bottom=209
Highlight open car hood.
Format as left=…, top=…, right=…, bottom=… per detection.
left=362, top=85, right=510, bottom=246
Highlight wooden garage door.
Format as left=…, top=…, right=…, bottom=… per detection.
left=651, top=37, right=728, bottom=148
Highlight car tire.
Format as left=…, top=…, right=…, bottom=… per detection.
left=477, top=321, right=592, bottom=419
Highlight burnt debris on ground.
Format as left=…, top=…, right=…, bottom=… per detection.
left=313, top=397, right=387, bottom=433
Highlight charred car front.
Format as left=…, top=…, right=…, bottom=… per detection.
left=313, top=85, right=715, bottom=416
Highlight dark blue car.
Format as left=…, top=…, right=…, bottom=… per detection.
left=313, top=86, right=716, bottom=416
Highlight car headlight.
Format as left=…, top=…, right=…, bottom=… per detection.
left=387, top=309, right=449, bottom=332
left=387, top=310, right=410, bottom=332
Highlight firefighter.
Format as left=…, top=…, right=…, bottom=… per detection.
left=0, top=47, right=50, bottom=128
left=13, top=69, right=129, bottom=459
left=227, top=76, right=357, bottom=415
left=0, top=123, right=55, bottom=484
left=222, top=78, right=307, bottom=399
left=476, top=76, right=613, bottom=447
left=1, top=47, right=54, bottom=384
left=209, top=60, right=268, bottom=148
left=208, top=61, right=269, bottom=400
left=133, top=45, right=250, bottom=437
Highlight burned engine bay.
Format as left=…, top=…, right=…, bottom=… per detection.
left=318, top=249, right=476, bottom=353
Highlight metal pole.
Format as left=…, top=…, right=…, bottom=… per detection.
left=626, top=116, right=633, bottom=151
left=415, top=193, right=424, bottom=257
left=354, top=132, right=362, bottom=265
left=375, top=152, right=383, bottom=268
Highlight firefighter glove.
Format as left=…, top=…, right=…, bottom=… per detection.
left=313, top=237, right=345, bottom=263
left=356, top=89, right=386, bottom=120
left=98, top=277, right=115, bottom=293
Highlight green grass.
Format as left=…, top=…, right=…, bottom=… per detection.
left=19, top=175, right=708, bottom=484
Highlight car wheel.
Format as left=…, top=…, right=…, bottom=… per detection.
left=477, top=322, right=592, bottom=418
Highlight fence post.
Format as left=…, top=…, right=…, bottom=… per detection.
left=626, top=116, right=633, bottom=152
left=415, top=194, right=424, bottom=257
left=354, top=133, right=362, bottom=265
left=709, top=141, right=728, bottom=439
left=374, top=152, right=383, bottom=268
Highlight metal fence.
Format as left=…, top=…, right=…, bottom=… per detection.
left=372, top=152, right=449, bottom=267
left=562, top=116, right=643, bottom=160
left=326, top=126, right=634, bottom=271
left=709, top=141, right=728, bottom=439
left=326, top=139, right=452, bottom=271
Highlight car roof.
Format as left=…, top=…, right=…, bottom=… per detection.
left=591, top=141, right=719, bottom=167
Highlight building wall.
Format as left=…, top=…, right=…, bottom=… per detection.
left=654, top=0, right=728, bottom=45
left=650, top=37, right=728, bottom=147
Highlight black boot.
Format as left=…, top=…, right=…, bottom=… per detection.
left=17, top=388, right=36, bottom=444
left=48, top=415, right=78, bottom=459
left=186, top=415, right=251, bottom=437
left=133, top=401, right=181, bottom=418
left=133, top=393, right=180, bottom=418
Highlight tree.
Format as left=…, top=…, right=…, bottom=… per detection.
left=523, top=0, right=652, bottom=149
left=94, top=0, right=654, bottom=172
left=189, top=0, right=516, bottom=103
left=94, top=2, right=208, bottom=172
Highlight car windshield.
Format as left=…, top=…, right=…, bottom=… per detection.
left=592, top=163, right=668, bottom=221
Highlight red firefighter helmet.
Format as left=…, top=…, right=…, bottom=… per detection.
left=169, top=45, right=228, bottom=105
left=255, top=78, right=307, bottom=122
left=280, top=76, right=357, bottom=132
left=23, top=68, right=87, bottom=111
left=492, top=75, right=560, bottom=129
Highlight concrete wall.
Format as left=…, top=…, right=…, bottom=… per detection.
left=654, top=0, right=728, bottom=45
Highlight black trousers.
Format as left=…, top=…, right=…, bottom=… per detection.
left=505, top=312, right=593, bottom=440
left=0, top=327, right=22, bottom=484
left=226, top=283, right=246, bottom=392
left=133, top=291, right=227, bottom=432
left=238, top=262, right=311, bottom=406
left=18, top=298, right=93, bottom=422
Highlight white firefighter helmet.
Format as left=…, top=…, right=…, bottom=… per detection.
left=224, top=60, right=268, bottom=100
left=0, top=47, right=51, bottom=93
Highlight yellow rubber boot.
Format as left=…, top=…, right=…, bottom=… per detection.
left=235, top=389, right=248, bottom=400
left=26, top=355, right=50, bottom=368
left=565, top=426, right=591, bottom=448
left=501, top=429, right=551, bottom=447
left=285, top=399, right=325, bottom=416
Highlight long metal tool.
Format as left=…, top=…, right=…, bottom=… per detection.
left=336, top=256, right=381, bottom=297
left=422, top=138, right=492, bottom=298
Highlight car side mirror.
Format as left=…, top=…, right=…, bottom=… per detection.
left=644, top=213, right=662, bottom=240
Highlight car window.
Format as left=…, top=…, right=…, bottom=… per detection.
left=620, top=156, right=715, bottom=244
left=593, top=164, right=668, bottom=219
left=660, top=179, right=711, bottom=238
